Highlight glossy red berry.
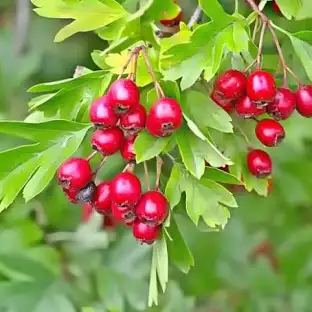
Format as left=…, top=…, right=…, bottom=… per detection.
left=57, top=158, right=92, bottom=190
left=64, top=188, right=79, bottom=204
left=210, top=89, right=233, bottom=113
left=132, top=220, right=160, bottom=244
left=247, top=149, right=272, bottom=178
left=82, top=203, right=93, bottom=223
left=160, top=10, right=183, bottom=26
left=267, top=88, right=296, bottom=120
left=136, top=191, right=168, bottom=225
left=255, top=119, right=285, bottom=147
left=121, top=136, right=136, bottom=162
left=111, top=202, right=136, bottom=225
left=214, top=70, right=247, bottom=100
left=146, top=98, right=182, bottom=137
left=91, top=127, right=124, bottom=156
left=94, top=181, right=112, bottom=215
left=107, top=79, right=140, bottom=114
left=120, top=104, right=146, bottom=135
left=89, top=95, right=119, bottom=128
left=296, top=85, right=312, bottom=117
left=247, top=70, right=276, bottom=106
left=235, top=96, right=265, bottom=118
left=111, top=172, right=142, bottom=208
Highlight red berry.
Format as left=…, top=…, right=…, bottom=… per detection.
left=132, top=220, right=160, bottom=244
left=102, top=215, right=117, bottom=231
left=296, top=85, right=312, bottom=117
left=64, top=181, right=96, bottom=204
left=247, top=70, right=276, bottom=106
left=91, top=127, right=124, bottom=156
left=107, top=79, right=140, bottom=114
left=247, top=149, right=272, bottom=178
left=210, top=89, right=233, bottom=113
left=89, top=95, right=119, bottom=128
left=267, top=88, right=296, bottom=120
left=160, top=10, right=183, bottom=26
left=255, top=119, right=285, bottom=147
left=82, top=203, right=93, bottom=223
left=272, top=1, right=281, bottom=14
left=235, top=96, right=265, bottom=118
left=136, top=191, right=168, bottom=225
left=120, top=104, right=146, bottom=135
left=64, top=188, right=79, bottom=204
left=94, top=181, right=112, bottom=215
left=111, top=202, right=136, bottom=225
left=111, top=172, right=142, bottom=208
left=146, top=98, right=182, bottom=137
left=121, top=136, right=136, bottom=162
left=57, top=158, right=92, bottom=190
left=214, top=70, right=247, bottom=100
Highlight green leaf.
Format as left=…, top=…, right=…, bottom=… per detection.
left=0, top=120, right=92, bottom=211
left=134, top=131, right=171, bottom=163
left=275, top=0, right=301, bottom=19
left=166, top=217, right=194, bottom=274
left=32, top=0, right=127, bottom=42
left=155, top=234, right=168, bottom=293
left=199, top=0, right=232, bottom=20
left=148, top=247, right=158, bottom=307
left=181, top=90, right=233, bottom=133
left=204, top=167, right=243, bottom=185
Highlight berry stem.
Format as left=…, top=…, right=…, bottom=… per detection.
left=187, top=5, right=202, bottom=29
left=155, top=156, right=164, bottom=191
left=141, top=46, right=165, bottom=98
left=286, top=66, right=302, bottom=86
left=132, top=51, right=140, bottom=83
left=92, top=156, right=108, bottom=177
left=256, top=20, right=267, bottom=69
left=251, top=17, right=260, bottom=43
left=118, top=46, right=142, bottom=79
left=86, top=151, right=97, bottom=162
left=244, top=59, right=257, bottom=74
left=234, top=125, right=252, bottom=148
left=143, top=161, right=151, bottom=191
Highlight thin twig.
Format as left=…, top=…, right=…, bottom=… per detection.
left=187, top=5, right=202, bottom=29
left=286, top=66, right=302, bottom=85
left=143, top=161, right=151, bottom=191
left=256, top=20, right=268, bottom=69
left=118, top=46, right=142, bottom=79
left=155, top=156, right=164, bottom=191
left=244, top=59, right=257, bottom=74
left=252, top=17, right=260, bottom=42
left=86, top=151, right=97, bottom=162
left=132, top=52, right=140, bottom=83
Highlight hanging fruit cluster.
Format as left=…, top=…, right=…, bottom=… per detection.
left=56, top=46, right=183, bottom=244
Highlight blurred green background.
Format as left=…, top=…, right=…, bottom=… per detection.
left=1, top=1, right=312, bottom=311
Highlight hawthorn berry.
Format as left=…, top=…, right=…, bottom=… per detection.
left=132, top=220, right=160, bottom=244
left=120, top=104, right=146, bottom=135
left=89, top=95, right=119, bottom=128
left=247, top=70, right=276, bottom=106
left=82, top=203, right=93, bottom=223
left=111, top=202, right=136, bottom=225
left=255, top=119, right=285, bottom=147
left=107, top=79, right=140, bottom=114
left=267, top=88, right=296, bottom=120
left=235, top=95, right=265, bottom=118
left=57, top=158, right=92, bottom=191
left=121, top=136, right=136, bottom=162
left=160, top=10, right=183, bottom=27
left=111, top=172, right=142, bottom=208
left=296, top=85, right=312, bottom=117
left=210, top=89, right=233, bottom=113
left=214, top=70, right=247, bottom=100
left=64, top=188, right=79, bottom=204
left=91, top=127, right=124, bottom=156
left=136, top=191, right=168, bottom=225
left=94, top=181, right=112, bottom=215
left=247, top=149, right=272, bottom=178
left=146, top=98, right=182, bottom=137
left=102, top=215, right=117, bottom=231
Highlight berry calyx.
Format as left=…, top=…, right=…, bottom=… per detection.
left=146, top=98, right=182, bottom=137
left=267, top=88, right=296, bottom=120
left=235, top=96, right=265, bottom=118
left=296, top=85, right=312, bottom=117
left=107, top=79, right=140, bottom=114
left=111, top=202, right=136, bottom=225
left=214, top=70, right=247, bottom=100
left=160, top=10, right=183, bottom=27
left=91, top=127, right=124, bottom=156
left=247, top=70, right=276, bottom=106
left=255, top=119, right=285, bottom=147
left=136, top=191, right=168, bottom=225
left=57, top=158, right=92, bottom=191
left=89, top=95, right=119, bottom=128
left=111, top=172, right=142, bottom=208
left=121, top=136, right=136, bottom=162
left=210, top=89, right=233, bottom=113
left=120, top=104, right=146, bottom=135
left=94, top=181, right=112, bottom=215
left=132, top=220, right=160, bottom=244
left=247, top=149, right=272, bottom=178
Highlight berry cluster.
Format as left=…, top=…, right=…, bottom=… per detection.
left=211, top=67, right=312, bottom=178
left=57, top=46, right=183, bottom=244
